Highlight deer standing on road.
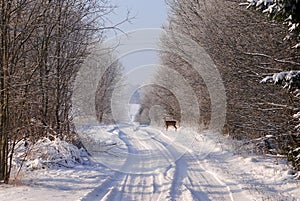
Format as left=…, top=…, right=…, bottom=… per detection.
left=163, top=117, right=177, bottom=131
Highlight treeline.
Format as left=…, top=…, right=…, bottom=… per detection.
left=0, top=0, right=120, bottom=183
left=138, top=0, right=300, bottom=168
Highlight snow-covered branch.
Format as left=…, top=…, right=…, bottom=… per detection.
left=243, top=52, right=300, bottom=66
left=261, top=70, right=300, bottom=133
left=242, top=0, right=300, bottom=47
left=260, top=70, right=300, bottom=92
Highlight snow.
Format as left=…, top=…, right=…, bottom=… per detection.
left=12, top=137, right=91, bottom=170
left=245, top=0, right=274, bottom=9
left=293, top=112, right=300, bottom=119
left=292, top=43, right=300, bottom=49
left=260, top=75, right=273, bottom=83
left=0, top=124, right=299, bottom=201
left=273, top=71, right=289, bottom=84
left=129, top=104, right=140, bottom=122
left=261, top=70, right=300, bottom=88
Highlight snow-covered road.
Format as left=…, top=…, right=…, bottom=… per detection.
left=81, top=125, right=254, bottom=201
left=0, top=124, right=299, bottom=201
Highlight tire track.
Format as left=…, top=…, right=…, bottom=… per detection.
left=82, top=126, right=256, bottom=201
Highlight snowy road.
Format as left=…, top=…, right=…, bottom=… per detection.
left=1, top=124, right=298, bottom=201
left=81, top=125, right=254, bottom=201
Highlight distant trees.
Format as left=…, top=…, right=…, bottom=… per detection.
left=95, top=56, right=122, bottom=124
left=135, top=84, right=182, bottom=125
left=0, top=0, right=123, bottom=184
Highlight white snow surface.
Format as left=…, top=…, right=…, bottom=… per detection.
left=0, top=124, right=299, bottom=201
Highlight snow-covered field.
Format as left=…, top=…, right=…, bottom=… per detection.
left=0, top=124, right=299, bottom=201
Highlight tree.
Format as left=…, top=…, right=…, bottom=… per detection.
left=261, top=70, right=300, bottom=169
left=0, top=0, right=126, bottom=184
left=140, top=0, right=299, bottom=140
left=0, top=0, right=11, bottom=183
left=95, top=56, right=123, bottom=124
left=245, top=0, right=300, bottom=46
left=244, top=0, right=300, bottom=169
left=136, top=84, right=182, bottom=125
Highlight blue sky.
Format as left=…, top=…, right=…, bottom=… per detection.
left=106, top=1, right=169, bottom=84
left=110, top=0, right=168, bottom=31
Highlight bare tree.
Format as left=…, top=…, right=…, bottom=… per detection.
left=0, top=0, right=128, bottom=183
left=95, top=56, right=123, bottom=124
left=136, top=84, right=181, bottom=125
left=141, top=0, right=299, bottom=140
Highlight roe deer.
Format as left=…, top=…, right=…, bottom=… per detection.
left=163, top=117, right=177, bottom=131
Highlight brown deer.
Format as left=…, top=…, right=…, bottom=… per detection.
left=163, top=117, right=177, bottom=131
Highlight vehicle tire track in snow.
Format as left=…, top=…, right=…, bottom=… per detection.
left=142, top=128, right=244, bottom=201
left=82, top=127, right=167, bottom=201
left=143, top=128, right=253, bottom=201
left=169, top=156, right=188, bottom=200
left=82, top=126, right=257, bottom=201
left=100, top=174, right=129, bottom=201
left=80, top=171, right=126, bottom=201
left=185, top=153, right=234, bottom=201
left=81, top=129, right=136, bottom=201
left=142, top=129, right=190, bottom=200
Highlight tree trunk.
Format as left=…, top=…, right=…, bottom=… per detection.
left=0, top=0, right=11, bottom=183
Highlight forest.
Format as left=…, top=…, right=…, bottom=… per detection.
left=0, top=0, right=125, bottom=183
left=137, top=0, right=300, bottom=170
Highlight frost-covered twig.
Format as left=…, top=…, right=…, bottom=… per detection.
left=243, top=52, right=272, bottom=58
left=243, top=52, right=300, bottom=66
left=274, top=59, right=300, bottom=66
